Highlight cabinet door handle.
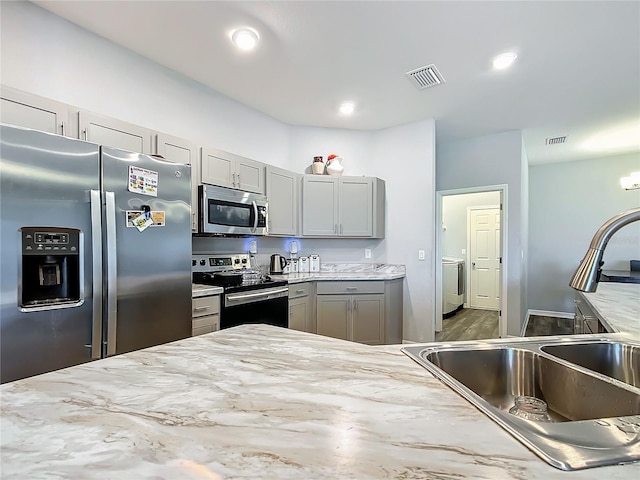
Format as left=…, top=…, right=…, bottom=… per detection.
left=346, top=287, right=358, bottom=291
left=82, top=128, right=88, bottom=140
left=340, top=224, right=343, bottom=234
left=60, top=121, right=65, bottom=136
left=295, top=289, right=305, bottom=294
left=193, top=306, right=210, bottom=312
left=354, top=299, right=358, bottom=311
left=237, top=173, right=241, bottom=186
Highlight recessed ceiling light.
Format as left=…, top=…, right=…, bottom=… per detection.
left=231, top=28, right=259, bottom=51
left=492, top=52, right=517, bottom=70
left=339, top=102, right=355, bottom=115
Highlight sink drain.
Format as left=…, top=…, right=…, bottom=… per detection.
left=509, top=396, right=552, bottom=422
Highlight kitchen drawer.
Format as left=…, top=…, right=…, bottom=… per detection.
left=192, top=295, right=220, bottom=317
left=289, top=282, right=311, bottom=299
left=192, top=314, right=219, bottom=336
left=316, top=281, right=384, bottom=295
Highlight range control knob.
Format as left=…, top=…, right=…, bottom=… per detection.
left=234, top=258, right=240, bottom=264
left=241, top=258, right=247, bottom=264
left=200, top=259, right=206, bottom=266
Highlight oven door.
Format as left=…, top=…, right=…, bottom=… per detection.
left=221, top=286, right=289, bottom=329
left=199, top=185, right=267, bottom=235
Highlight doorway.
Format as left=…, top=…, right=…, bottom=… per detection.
left=435, top=186, right=507, bottom=341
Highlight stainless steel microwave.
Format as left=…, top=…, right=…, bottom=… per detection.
left=198, top=184, right=268, bottom=235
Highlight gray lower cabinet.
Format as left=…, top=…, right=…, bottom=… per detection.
left=574, top=293, right=607, bottom=334
left=192, top=295, right=220, bottom=336
left=316, top=281, right=386, bottom=345
left=288, top=282, right=315, bottom=333
left=302, top=175, right=385, bottom=238
left=266, top=165, right=298, bottom=236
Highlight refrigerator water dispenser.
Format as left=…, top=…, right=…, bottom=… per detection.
left=20, top=227, right=82, bottom=309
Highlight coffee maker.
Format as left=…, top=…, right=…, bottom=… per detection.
left=20, top=227, right=81, bottom=309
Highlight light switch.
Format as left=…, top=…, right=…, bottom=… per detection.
left=418, top=250, right=425, bottom=260
left=249, top=240, right=257, bottom=254
left=461, top=248, right=466, bottom=255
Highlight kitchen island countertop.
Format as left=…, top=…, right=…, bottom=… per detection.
left=580, top=283, right=640, bottom=336
left=1, top=324, right=638, bottom=479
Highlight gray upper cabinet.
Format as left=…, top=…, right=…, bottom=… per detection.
left=201, top=146, right=265, bottom=194
left=266, top=165, right=299, bottom=236
left=78, top=111, right=152, bottom=153
left=1, top=87, right=71, bottom=136
left=302, top=176, right=338, bottom=236
left=340, top=177, right=373, bottom=237
left=302, top=175, right=385, bottom=238
left=154, top=133, right=199, bottom=232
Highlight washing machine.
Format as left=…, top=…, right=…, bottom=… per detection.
left=443, top=257, right=465, bottom=317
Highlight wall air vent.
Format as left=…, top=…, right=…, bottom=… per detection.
left=406, top=64, right=445, bottom=89
left=546, top=136, right=567, bottom=145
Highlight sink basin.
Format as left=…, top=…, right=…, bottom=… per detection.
left=403, top=338, right=640, bottom=470
left=541, top=341, right=640, bottom=388
left=426, top=347, right=640, bottom=421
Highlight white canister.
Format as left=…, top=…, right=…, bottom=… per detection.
left=290, top=258, right=299, bottom=273
left=309, top=254, right=320, bottom=272
left=299, top=256, right=309, bottom=273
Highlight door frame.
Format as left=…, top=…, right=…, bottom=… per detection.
left=435, top=184, right=508, bottom=339
left=466, top=205, right=501, bottom=311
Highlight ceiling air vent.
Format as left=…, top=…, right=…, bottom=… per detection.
left=546, top=136, right=567, bottom=145
left=406, top=64, right=445, bottom=89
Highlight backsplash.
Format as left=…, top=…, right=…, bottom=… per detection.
left=320, top=263, right=406, bottom=274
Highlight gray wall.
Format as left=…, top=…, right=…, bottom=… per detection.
left=437, top=130, right=527, bottom=336
left=528, top=152, right=640, bottom=313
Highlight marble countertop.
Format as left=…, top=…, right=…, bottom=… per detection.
left=579, top=283, right=640, bottom=337
left=1, top=325, right=637, bottom=479
left=192, top=283, right=223, bottom=298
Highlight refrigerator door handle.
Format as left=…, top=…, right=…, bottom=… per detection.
left=252, top=200, right=258, bottom=233
left=90, top=190, right=103, bottom=359
left=105, top=191, right=118, bottom=356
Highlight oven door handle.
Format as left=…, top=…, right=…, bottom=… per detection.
left=225, top=286, right=288, bottom=306
left=252, top=200, right=258, bottom=233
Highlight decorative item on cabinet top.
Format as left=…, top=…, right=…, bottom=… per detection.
left=312, top=156, right=325, bottom=175
left=326, top=154, right=344, bottom=176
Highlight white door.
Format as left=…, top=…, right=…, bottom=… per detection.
left=469, top=206, right=501, bottom=310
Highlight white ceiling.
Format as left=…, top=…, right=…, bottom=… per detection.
left=33, top=1, right=640, bottom=165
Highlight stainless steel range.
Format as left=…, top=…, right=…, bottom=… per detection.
left=192, top=254, right=288, bottom=330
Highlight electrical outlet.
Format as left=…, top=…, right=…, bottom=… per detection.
left=365, top=248, right=372, bottom=259
left=461, top=248, right=466, bottom=255
left=249, top=240, right=257, bottom=254
left=418, top=250, right=425, bottom=260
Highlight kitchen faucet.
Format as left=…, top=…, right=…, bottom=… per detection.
left=569, top=207, right=640, bottom=292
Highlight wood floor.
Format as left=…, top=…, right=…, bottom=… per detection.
left=436, top=308, right=498, bottom=342
left=436, top=310, right=574, bottom=342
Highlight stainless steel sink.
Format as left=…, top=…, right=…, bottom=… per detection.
left=402, top=338, right=640, bottom=470
left=541, top=341, right=640, bottom=388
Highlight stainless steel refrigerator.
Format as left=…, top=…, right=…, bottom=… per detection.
left=0, top=124, right=192, bottom=383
